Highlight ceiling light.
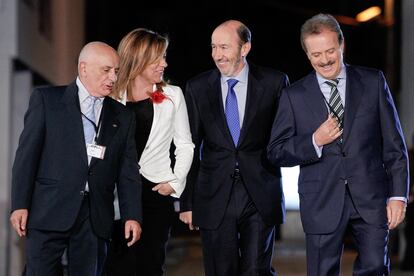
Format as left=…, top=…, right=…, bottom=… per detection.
left=356, top=6, right=382, bottom=22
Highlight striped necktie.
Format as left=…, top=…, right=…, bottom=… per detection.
left=325, top=79, right=344, bottom=130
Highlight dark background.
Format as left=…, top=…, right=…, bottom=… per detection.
left=85, top=0, right=400, bottom=94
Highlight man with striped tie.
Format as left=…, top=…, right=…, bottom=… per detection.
left=267, top=13, right=409, bottom=276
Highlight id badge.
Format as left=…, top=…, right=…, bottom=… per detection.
left=86, top=144, right=106, bottom=159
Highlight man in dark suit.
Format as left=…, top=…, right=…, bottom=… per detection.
left=179, top=20, right=288, bottom=275
left=10, top=42, right=142, bottom=276
left=267, top=14, right=409, bottom=275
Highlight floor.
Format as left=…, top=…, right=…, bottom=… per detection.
left=164, top=235, right=413, bottom=276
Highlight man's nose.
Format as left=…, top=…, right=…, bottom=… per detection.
left=321, top=54, right=329, bottom=64
left=212, top=49, right=222, bottom=60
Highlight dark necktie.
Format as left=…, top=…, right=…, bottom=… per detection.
left=83, top=96, right=98, bottom=144
left=225, top=79, right=240, bottom=146
left=325, top=79, right=344, bottom=130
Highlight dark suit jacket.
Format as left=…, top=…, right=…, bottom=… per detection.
left=180, top=63, right=289, bottom=229
left=267, top=65, right=409, bottom=234
left=11, top=81, right=142, bottom=239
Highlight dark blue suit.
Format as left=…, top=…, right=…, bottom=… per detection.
left=181, top=64, right=288, bottom=275
left=11, top=82, right=142, bottom=275
left=267, top=65, right=409, bottom=275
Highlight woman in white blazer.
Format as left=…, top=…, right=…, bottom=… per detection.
left=105, top=28, right=194, bottom=276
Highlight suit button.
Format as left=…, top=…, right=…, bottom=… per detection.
left=342, top=152, right=346, bottom=157
left=88, top=171, right=93, bottom=175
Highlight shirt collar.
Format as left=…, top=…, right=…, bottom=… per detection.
left=221, top=62, right=249, bottom=85
left=316, top=63, right=347, bottom=86
left=76, top=77, right=104, bottom=103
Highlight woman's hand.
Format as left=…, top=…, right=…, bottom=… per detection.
left=152, top=182, right=175, bottom=196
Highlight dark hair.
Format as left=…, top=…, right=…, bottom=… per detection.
left=300, top=13, right=344, bottom=52
left=237, top=23, right=251, bottom=46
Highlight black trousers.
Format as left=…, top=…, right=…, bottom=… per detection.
left=105, top=176, right=175, bottom=276
left=305, top=186, right=389, bottom=276
left=25, top=194, right=107, bottom=276
left=200, top=171, right=276, bottom=276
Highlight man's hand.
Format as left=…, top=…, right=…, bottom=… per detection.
left=152, top=182, right=175, bottom=196
left=10, top=209, right=28, bottom=237
left=314, top=114, right=342, bottom=146
left=124, top=220, right=142, bottom=247
left=179, top=211, right=198, bottom=230
left=387, top=200, right=406, bottom=229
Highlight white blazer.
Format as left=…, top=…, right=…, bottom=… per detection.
left=114, top=84, right=194, bottom=220
left=121, top=84, right=194, bottom=198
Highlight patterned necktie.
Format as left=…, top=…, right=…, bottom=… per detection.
left=83, top=96, right=98, bottom=144
left=325, top=79, right=344, bottom=130
left=225, top=78, right=240, bottom=146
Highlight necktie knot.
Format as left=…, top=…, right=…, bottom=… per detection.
left=88, top=95, right=98, bottom=103
left=227, top=78, right=239, bottom=90
left=325, top=79, right=339, bottom=88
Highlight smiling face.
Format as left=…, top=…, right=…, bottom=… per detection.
left=211, top=23, right=250, bottom=77
left=304, top=28, right=344, bottom=79
left=78, top=43, right=119, bottom=97
left=139, top=52, right=168, bottom=85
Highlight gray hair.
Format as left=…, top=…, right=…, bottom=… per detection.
left=300, top=13, right=344, bottom=52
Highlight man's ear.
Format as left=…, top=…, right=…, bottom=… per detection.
left=79, top=62, right=87, bottom=77
left=241, top=42, right=251, bottom=57
left=341, top=39, right=346, bottom=54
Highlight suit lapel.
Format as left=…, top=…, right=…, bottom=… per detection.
left=206, top=71, right=235, bottom=147
left=302, top=73, right=329, bottom=125
left=60, top=82, right=89, bottom=166
left=342, top=65, right=363, bottom=143
left=238, top=70, right=264, bottom=146
left=89, top=98, right=120, bottom=167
